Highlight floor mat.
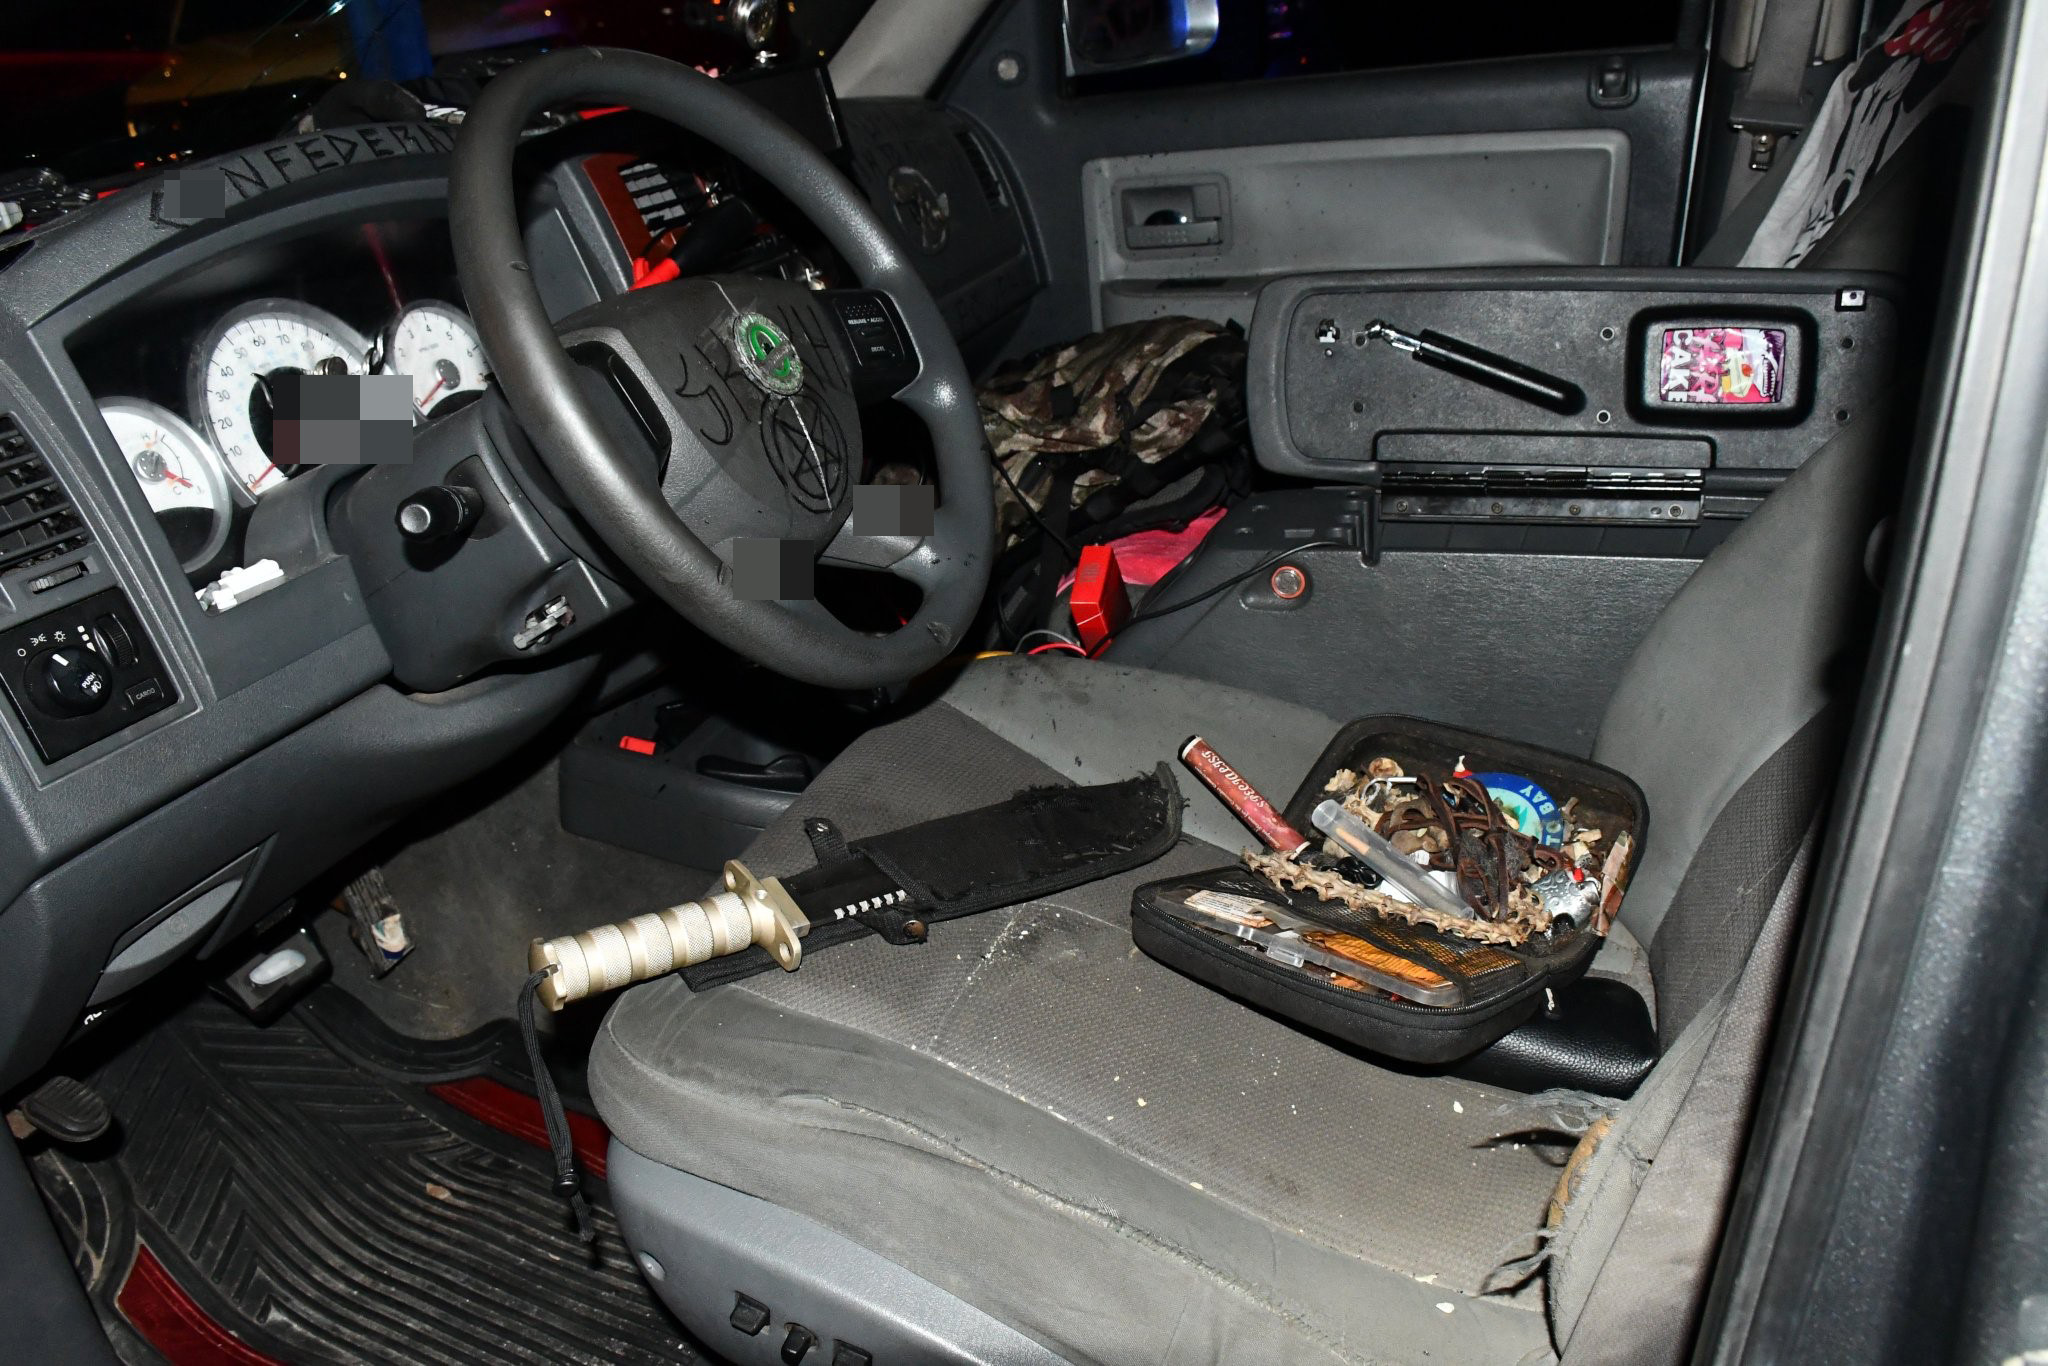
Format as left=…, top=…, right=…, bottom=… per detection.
left=30, top=993, right=698, bottom=1365
left=322, top=754, right=714, bottom=1043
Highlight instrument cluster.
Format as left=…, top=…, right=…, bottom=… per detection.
left=91, top=286, right=486, bottom=581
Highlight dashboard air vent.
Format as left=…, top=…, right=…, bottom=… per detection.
left=954, top=128, right=1009, bottom=208
left=0, top=414, right=92, bottom=575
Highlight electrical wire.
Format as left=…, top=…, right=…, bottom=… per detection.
left=993, top=454, right=1080, bottom=560
left=1086, top=540, right=1343, bottom=657
left=1029, top=641, right=1088, bottom=656
left=1015, top=628, right=1083, bottom=653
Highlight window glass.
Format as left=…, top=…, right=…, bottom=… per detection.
left=1070, top=0, right=1685, bottom=95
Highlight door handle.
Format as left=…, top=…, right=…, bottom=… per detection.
left=1125, top=216, right=1222, bottom=249
left=1120, top=181, right=1226, bottom=251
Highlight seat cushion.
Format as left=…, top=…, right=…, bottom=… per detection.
left=591, top=677, right=1566, bottom=1365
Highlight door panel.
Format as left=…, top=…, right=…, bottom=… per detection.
left=1083, top=130, right=1631, bottom=330
left=941, top=0, right=1707, bottom=355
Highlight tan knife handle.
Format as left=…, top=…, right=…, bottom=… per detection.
left=528, top=860, right=806, bottom=1011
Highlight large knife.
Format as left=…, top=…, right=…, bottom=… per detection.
left=529, top=854, right=913, bottom=1011
left=529, top=764, right=1181, bottom=1011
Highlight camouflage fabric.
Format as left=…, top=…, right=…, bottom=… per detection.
left=980, top=317, right=1238, bottom=545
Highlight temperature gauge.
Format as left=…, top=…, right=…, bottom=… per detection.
left=99, top=397, right=232, bottom=573
left=382, top=301, right=488, bottom=418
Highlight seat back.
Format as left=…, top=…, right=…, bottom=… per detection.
left=1592, top=401, right=1889, bottom=1044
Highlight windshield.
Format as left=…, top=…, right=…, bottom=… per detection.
left=0, top=0, right=876, bottom=181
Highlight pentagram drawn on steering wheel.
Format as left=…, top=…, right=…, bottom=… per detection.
left=764, top=392, right=849, bottom=512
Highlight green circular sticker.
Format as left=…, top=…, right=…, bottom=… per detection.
left=732, top=312, right=804, bottom=396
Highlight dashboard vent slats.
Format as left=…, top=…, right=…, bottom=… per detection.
left=954, top=128, right=1009, bottom=208
left=0, top=414, right=92, bottom=575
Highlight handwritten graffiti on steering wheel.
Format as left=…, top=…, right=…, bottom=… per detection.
left=765, top=392, right=849, bottom=512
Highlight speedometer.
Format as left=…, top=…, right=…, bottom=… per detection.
left=98, top=397, right=232, bottom=573
left=381, top=301, right=487, bottom=418
left=189, top=299, right=371, bottom=502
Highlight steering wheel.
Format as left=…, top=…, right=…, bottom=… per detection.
left=449, top=49, right=993, bottom=689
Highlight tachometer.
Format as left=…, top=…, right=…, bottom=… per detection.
left=381, top=301, right=488, bottom=418
left=189, top=299, right=371, bottom=502
left=98, top=397, right=232, bottom=573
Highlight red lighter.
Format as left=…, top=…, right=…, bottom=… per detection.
left=1069, top=544, right=1130, bottom=653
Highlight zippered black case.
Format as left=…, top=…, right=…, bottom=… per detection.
left=1133, top=715, right=1649, bottom=1067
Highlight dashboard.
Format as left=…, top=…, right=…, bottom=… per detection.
left=0, top=70, right=1041, bottom=1091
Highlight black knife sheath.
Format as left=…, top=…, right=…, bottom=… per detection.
left=681, top=764, right=1182, bottom=989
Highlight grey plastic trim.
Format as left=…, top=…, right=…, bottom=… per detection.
left=0, top=660, right=592, bottom=1092
left=1081, top=130, right=1632, bottom=329
left=87, top=848, right=260, bottom=1006
left=607, top=1141, right=1069, bottom=1366
left=1099, top=277, right=1265, bottom=331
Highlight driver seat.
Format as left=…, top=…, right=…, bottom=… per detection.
left=587, top=406, right=1887, bottom=1364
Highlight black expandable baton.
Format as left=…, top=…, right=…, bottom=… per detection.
left=1366, top=320, right=1586, bottom=416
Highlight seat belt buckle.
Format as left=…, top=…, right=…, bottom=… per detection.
left=1729, top=72, right=1817, bottom=172
left=1730, top=103, right=1808, bottom=172
left=1744, top=129, right=1784, bottom=172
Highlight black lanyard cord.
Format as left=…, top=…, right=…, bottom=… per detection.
left=518, top=965, right=595, bottom=1244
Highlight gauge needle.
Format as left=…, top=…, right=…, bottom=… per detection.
left=253, top=462, right=279, bottom=489
left=417, top=377, right=447, bottom=412
left=139, top=433, right=192, bottom=487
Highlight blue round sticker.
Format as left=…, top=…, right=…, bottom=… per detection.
left=1472, top=771, right=1566, bottom=846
